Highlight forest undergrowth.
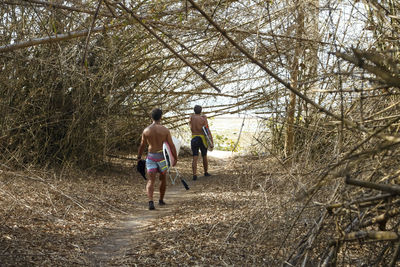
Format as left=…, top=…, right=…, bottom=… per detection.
left=0, top=152, right=326, bottom=266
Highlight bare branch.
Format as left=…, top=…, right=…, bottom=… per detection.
left=0, top=24, right=123, bottom=53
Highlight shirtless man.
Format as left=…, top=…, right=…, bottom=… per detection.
left=137, top=108, right=177, bottom=210
left=189, top=105, right=213, bottom=180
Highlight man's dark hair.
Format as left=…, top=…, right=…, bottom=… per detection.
left=151, top=108, right=162, bottom=121
left=194, top=105, right=202, bottom=114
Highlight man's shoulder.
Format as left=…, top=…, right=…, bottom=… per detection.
left=143, top=125, right=151, bottom=134
left=155, top=124, right=170, bottom=133
left=144, top=124, right=169, bottom=135
left=191, top=114, right=207, bottom=119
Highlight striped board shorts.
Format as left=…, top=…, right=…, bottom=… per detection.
left=146, top=152, right=167, bottom=174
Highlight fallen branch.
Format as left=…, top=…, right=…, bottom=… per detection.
left=3, top=170, right=87, bottom=210
left=92, top=195, right=128, bottom=215
left=389, top=241, right=400, bottom=267
left=106, top=154, right=136, bottom=161
left=336, top=230, right=398, bottom=242
left=360, top=207, right=400, bottom=229
left=345, top=175, right=400, bottom=195
left=326, top=193, right=393, bottom=213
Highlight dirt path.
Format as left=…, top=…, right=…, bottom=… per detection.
left=88, top=186, right=196, bottom=266
left=88, top=153, right=231, bottom=266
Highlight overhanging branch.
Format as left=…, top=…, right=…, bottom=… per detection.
left=187, top=0, right=400, bottom=143
left=116, top=1, right=221, bottom=93
left=0, top=24, right=123, bottom=53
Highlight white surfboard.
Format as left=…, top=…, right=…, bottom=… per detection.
left=163, top=137, right=187, bottom=188
left=162, top=137, right=181, bottom=169
left=172, top=136, right=181, bottom=156
left=202, top=126, right=213, bottom=151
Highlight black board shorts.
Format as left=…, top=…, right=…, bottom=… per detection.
left=191, top=136, right=207, bottom=157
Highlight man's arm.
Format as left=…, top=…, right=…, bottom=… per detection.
left=137, top=132, right=146, bottom=160
left=189, top=115, right=194, bottom=133
left=166, top=131, right=178, bottom=166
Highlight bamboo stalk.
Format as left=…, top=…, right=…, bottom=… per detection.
left=326, top=193, right=393, bottom=212
left=320, top=245, right=338, bottom=267
left=336, top=230, right=398, bottom=242
left=152, top=25, right=219, bottom=74
left=5, top=0, right=114, bottom=17
left=360, top=208, right=400, bottom=228
left=0, top=24, right=123, bottom=53
left=389, top=241, right=400, bottom=267
left=186, top=0, right=400, bottom=144
left=82, top=0, right=103, bottom=67
left=345, top=176, right=400, bottom=195
left=365, top=100, right=400, bottom=120
left=116, top=2, right=221, bottom=93
left=335, top=51, right=400, bottom=88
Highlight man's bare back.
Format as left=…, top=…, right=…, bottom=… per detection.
left=189, top=114, right=207, bottom=135
left=142, top=123, right=170, bottom=153
left=189, top=105, right=212, bottom=180
left=137, top=108, right=178, bottom=210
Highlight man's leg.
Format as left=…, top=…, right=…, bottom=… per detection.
left=202, top=155, right=209, bottom=175
left=146, top=172, right=156, bottom=210
left=191, top=137, right=201, bottom=180
left=159, top=172, right=167, bottom=203
left=192, top=155, right=199, bottom=180
left=200, top=143, right=210, bottom=176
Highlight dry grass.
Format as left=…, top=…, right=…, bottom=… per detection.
left=2, top=151, right=398, bottom=266
left=0, top=154, right=313, bottom=266
left=0, top=159, right=144, bottom=265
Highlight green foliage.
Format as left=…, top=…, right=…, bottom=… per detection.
left=214, top=134, right=240, bottom=152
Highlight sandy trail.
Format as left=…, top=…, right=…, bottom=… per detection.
left=88, top=153, right=231, bottom=266
left=88, top=186, right=196, bottom=266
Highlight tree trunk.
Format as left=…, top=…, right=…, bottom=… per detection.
left=285, top=0, right=304, bottom=157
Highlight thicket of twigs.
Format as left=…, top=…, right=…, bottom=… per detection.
left=279, top=2, right=400, bottom=265
left=0, top=159, right=145, bottom=265
left=1, top=0, right=400, bottom=265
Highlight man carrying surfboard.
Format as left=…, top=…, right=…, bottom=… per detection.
left=189, top=105, right=213, bottom=181
left=137, top=108, right=178, bottom=210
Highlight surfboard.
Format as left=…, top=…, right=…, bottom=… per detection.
left=162, top=137, right=188, bottom=189
left=202, top=126, right=213, bottom=151
left=172, top=136, right=181, bottom=155
left=163, top=137, right=180, bottom=169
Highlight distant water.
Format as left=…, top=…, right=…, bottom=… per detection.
left=209, top=116, right=260, bottom=134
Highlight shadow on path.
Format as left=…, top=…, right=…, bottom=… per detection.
left=87, top=153, right=230, bottom=266
left=88, top=176, right=198, bottom=266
